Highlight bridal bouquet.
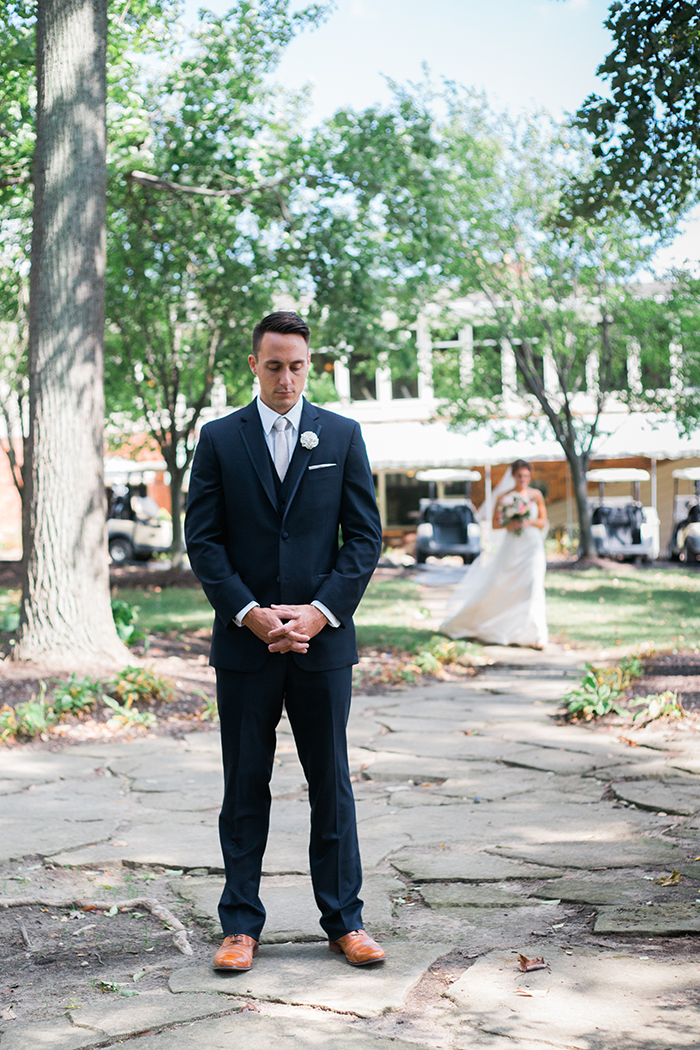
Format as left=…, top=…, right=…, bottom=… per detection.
left=498, top=493, right=531, bottom=535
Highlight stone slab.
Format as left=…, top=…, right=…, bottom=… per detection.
left=498, top=745, right=614, bottom=775
left=419, top=883, right=530, bottom=908
left=449, top=946, right=700, bottom=1049
left=68, top=992, right=236, bottom=1039
left=94, top=1010, right=430, bottom=1050
left=594, top=903, right=700, bottom=935
left=488, top=838, right=685, bottom=870
left=355, top=749, right=481, bottom=781
left=611, top=780, right=700, bottom=816
left=169, top=941, right=451, bottom=1017
left=390, top=848, right=562, bottom=882
left=171, top=873, right=396, bottom=942
left=50, top=821, right=221, bottom=870
left=530, top=876, right=692, bottom=906
left=0, top=1021, right=98, bottom=1050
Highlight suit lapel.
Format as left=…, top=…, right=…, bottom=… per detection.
left=238, top=401, right=279, bottom=516
left=282, top=399, right=321, bottom=521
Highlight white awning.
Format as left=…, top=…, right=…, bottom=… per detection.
left=359, top=412, right=700, bottom=472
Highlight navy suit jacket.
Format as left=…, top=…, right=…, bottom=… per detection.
left=184, top=398, right=383, bottom=672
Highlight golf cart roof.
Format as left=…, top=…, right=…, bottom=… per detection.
left=415, top=468, right=481, bottom=482
left=586, top=468, right=650, bottom=483
left=672, top=466, right=700, bottom=481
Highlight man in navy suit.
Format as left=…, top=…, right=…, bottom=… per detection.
left=185, top=311, right=385, bottom=971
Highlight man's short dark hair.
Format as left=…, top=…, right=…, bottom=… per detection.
left=252, top=311, right=311, bottom=358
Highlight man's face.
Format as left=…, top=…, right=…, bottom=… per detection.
left=249, top=332, right=311, bottom=415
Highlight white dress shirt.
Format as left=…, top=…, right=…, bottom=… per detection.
left=233, top=396, right=339, bottom=630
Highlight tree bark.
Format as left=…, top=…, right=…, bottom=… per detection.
left=567, top=450, right=593, bottom=559
left=16, top=0, right=128, bottom=667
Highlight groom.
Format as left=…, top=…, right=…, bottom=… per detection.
left=185, top=311, right=385, bottom=971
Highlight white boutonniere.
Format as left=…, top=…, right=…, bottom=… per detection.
left=300, top=431, right=319, bottom=450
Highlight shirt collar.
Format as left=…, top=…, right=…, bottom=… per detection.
left=256, top=394, right=304, bottom=435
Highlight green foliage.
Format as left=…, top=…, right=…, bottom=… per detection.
left=631, top=691, right=685, bottom=723
left=102, top=694, right=157, bottom=729
left=413, top=635, right=481, bottom=673
left=571, top=0, right=700, bottom=226
left=51, top=675, right=102, bottom=716
left=0, top=607, right=20, bottom=631
left=110, top=665, right=174, bottom=705
left=111, top=599, right=145, bottom=645
left=0, top=682, right=54, bottom=741
left=563, top=666, right=629, bottom=721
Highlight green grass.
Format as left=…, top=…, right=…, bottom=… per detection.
left=2, top=565, right=697, bottom=654
left=546, top=568, right=700, bottom=651
left=354, top=578, right=436, bottom=652
left=114, top=587, right=214, bottom=634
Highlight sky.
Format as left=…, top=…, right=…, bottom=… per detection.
left=185, top=0, right=700, bottom=270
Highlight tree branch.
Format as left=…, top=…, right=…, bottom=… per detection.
left=126, top=170, right=286, bottom=199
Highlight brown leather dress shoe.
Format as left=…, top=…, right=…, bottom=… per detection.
left=328, top=929, right=385, bottom=966
left=213, top=934, right=258, bottom=971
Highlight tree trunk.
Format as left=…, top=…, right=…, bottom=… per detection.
left=162, top=449, right=187, bottom=570
left=16, top=0, right=128, bottom=668
left=566, top=450, right=593, bottom=559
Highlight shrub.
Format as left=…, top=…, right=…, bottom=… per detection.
left=111, top=599, right=145, bottom=645
left=110, top=665, right=174, bottom=705
left=51, top=674, right=103, bottom=716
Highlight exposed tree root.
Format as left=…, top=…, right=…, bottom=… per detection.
left=0, top=895, right=193, bottom=955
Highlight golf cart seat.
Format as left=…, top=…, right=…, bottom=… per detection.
left=425, top=502, right=473, bottom=546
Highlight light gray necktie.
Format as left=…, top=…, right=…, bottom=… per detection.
left=272, top=416, right=292, bottom=481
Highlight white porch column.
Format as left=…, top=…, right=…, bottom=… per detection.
left=376, top=471, right=387, bottom=530
left=416, top=315, right=434, bottom=400
left=459, top=325, right=473, bottom=388
left=501, top=339, right=517, bottom=402
left=334, top=357, right=351, bottom=403
left=651, top=457, right=657, bottom=510
left=483, top=463, right=492, bottom=545
left=375, top=353, right=392, bottom=402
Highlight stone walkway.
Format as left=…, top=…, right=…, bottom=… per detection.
left=2, top=651, right=700, bottom=1049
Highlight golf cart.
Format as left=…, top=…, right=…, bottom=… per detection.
left=668, top=466, right=700, bottom=563
left=105, top=459, right=172, bottom=564
left=414, top=469, right=482, bottom=564
left=587, top=468, right=660, bottom=562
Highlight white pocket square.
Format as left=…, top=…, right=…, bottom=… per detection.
left=308, top=462, right=337, bottom=471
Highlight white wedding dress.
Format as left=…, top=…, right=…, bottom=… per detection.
left=440, top=499, right=548, bottom=648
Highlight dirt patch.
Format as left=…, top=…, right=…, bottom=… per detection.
left=0, top=863, right=216, bottom=1030
left=639, top=652, right=700, bottom=713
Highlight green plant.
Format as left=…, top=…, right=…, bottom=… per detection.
left=51, top=674, right=103, bottom=716
left=194, top=689, right=218, bottom=722
left=0, top=683, right=55, bottom=740
left=631, top=691, right=685, bottom=724
left=111, top=599, right=145, bottom=645
left=0, top=608, right=19, bottom=631
left=413, top=635, right=482, bottom=670
left=102, top=695, right=156, bottom=729
left=563, top=665, right=629, bottom=721
left=110, top=665, right=174, bottom=705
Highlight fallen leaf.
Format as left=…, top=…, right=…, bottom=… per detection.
left=654, top=870, right=682, bottom=886
left=0, top=1005, right=16, bottom=1020
left=617, top=736, right=640, bottom=747
left=518, top=954, right=547, bottom=972
left=515, top=988, right=549, bottom=997
left=106, top=904, right=119, bottom=917
left=132, top=970, right=147, bottom=982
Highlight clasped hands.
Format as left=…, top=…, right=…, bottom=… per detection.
left=242, top=604, right=327, bottom=654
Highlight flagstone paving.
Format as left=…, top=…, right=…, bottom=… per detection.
left=1, top=648, right=699, bottom=1049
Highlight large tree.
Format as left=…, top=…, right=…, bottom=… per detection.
left=16, top=0, right=128, bottom=665
left=569, top=0, right=700, bottom=227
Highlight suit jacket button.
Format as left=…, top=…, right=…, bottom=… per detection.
left=276, top=576, right=280, bottom=583
left=282, top=531, right=289, bottom=539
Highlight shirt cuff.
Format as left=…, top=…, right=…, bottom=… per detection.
left=311, top=600, right=340, bottom=628
left=233, top=601, right=259, bottom=627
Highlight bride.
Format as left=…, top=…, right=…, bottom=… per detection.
left=440, top=459, right=548, bottom=649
